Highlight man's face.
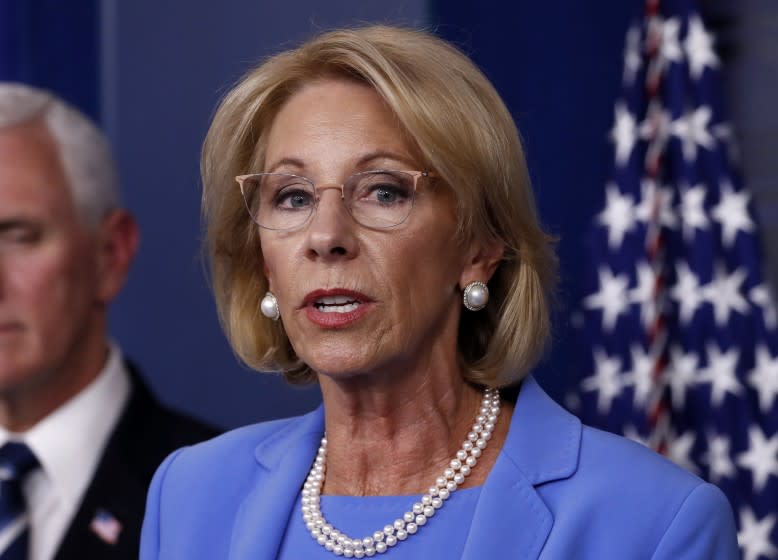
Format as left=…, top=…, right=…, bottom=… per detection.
left=0, top=121, right=103, bottom=399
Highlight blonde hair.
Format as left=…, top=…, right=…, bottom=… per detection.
left=202, top=26, right=558, bottom=387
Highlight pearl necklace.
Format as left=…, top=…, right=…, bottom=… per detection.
left=301, top=388, right=501, bottom=557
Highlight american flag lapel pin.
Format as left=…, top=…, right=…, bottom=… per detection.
left=89, top=508, right=123, bottom=545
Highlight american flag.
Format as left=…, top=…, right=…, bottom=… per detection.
left=570, top=1, right=778, bottom=558
left=89, top=508, right=122, bottom=546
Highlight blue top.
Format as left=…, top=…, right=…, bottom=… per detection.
left=278, top=487, right=482, bottom=558
left=140, top=376, right=740, bottom=559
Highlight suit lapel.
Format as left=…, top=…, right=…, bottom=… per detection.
left=54, top=365, right=217, bottom=560
left=228, top=407, right=324, bottom=560
left=461, top=377, right=582, bottom=560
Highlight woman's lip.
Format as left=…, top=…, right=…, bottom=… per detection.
left=304, top=301, right=373, bottom=329
left=301, top=288, right=373, bottom=308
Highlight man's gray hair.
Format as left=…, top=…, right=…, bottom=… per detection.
left=0, top=82, right=120, bottom=225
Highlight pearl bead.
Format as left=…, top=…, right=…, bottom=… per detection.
left=403, top=511, right=414, bottom=523
left=344, top=548, right=354, bottom=557
left=260, top=294, right=279, bottom=318
left=406, top=523, right=418, bottom=534
left=471, top=447, right=482, bottom=458
left=432, top=497, right=443, bottom=509
left=386, top=535, right=397, bottom=547
left=362, top=537, right=374, bottom=548
left=464, top=282, right=488, bottom=309
left=423, top=506, right=435, bottom=517
left=456, top=450, right=467, bottom=461
left=453, top=473, right=465, bottom=485
left=460, top=465, right=471, bottom=476
left=354, top=551, right=365, bottom=558
left=412, top=502, right=423, bottom=514
left=372, top=531, right=384, bottom=542
left=415, top=514, right=427, bottom=526
left=421, top=495, right=432, bottom=505
left=466, top=456, right=477, bottom=467
left=383, top=525, right=394, bottom=535
left=375, top=542, right=387, bottom=553
left=396, top=529, right=408, bottom=540
left=428, top=486, right=439, bottom=496
left=365, top=547, right=376, bottom=557
left=450, top=459, right=462, bottom=469
left=438, top=488, right=450, bottom=500
left=393, top=519, right=405, bottom=530
left=444, top=468, right=455, bottom=479
left=476, top=438, right=487, bottom=449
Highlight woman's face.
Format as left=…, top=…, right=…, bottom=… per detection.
left=260, top=78, right=485, bottom=380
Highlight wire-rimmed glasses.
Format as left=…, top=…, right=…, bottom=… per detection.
left=235, top=170, right=431, bottom=230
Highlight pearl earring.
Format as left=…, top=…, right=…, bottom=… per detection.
left=463, top=281, right=489, bottom=311
left=260, top=292, right=280, bottom=321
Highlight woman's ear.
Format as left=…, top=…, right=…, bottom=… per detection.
left=459, top=236, right=504, bottom=289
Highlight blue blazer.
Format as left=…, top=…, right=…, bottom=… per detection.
left=141, top=377, right=739, bottom=559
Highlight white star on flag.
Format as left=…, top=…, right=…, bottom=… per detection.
left=624, top=343, right=655, bottom=407
left=738, top=508, right=778, bottom=560
left=659, top=17, right=683, bottom=67
left=701, top=434, right=737, bottom=483
left=736, top=426, right=778, bottom=492
left=584, top=267, right=631, bottom=331
left=684, top=15, right=719, bottom=79
left=629, top=262, right=657, bottom=328
left=679, top=184, right=708, bottom=241
left=668, top=430, right=698, bottom=473
left=610, top=103, right=638, bottom=166
left=582, top=349, right=624, bottom=414
left=670, top=105, right=715, bottom=162
left=635, top=178, right=677, bottom=229
left=747, top=346, right=778, bottom=413
left=623, top=25, right=642, bottom=85
left=667, top=345, right=700, bottom=409
left=712, top=181, right=755, bottom=247
left=703, top=264, right=749, bottom=326
left=671, top=261, right=705, bottom=325
left=699, top=343, right=742, bottom=406
left=750, top=284, right=778, bottom=329
left=597, top=183, right=637, bottom=249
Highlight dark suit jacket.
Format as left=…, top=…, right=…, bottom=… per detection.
left=53, top=366, right=218, bottom=559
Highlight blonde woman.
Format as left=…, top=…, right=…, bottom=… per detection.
left=141, top=26, right=738, bottom=559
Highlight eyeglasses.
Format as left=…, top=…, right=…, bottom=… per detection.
left=235, top=170, right=431, bottom=230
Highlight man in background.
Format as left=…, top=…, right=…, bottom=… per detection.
left=0, top=83, right=217, bottom=559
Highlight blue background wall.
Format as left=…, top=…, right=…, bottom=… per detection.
left=3, top=1, right=772, bottom=429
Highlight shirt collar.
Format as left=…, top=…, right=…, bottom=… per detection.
left=0, top=341, right=131, bottom=509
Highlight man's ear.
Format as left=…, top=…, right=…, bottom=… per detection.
left=95, top=209, right=139, bottom=304
left=458, top=236, right=505, bottom=289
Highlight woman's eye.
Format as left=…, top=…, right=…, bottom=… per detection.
left=275, top=188, right=314, bottom=209
left=363, top=183, right=410, bottom=205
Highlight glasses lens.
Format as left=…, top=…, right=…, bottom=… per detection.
left=242, top=174, right=315, bottom=230
left=345, top=171, right=416, bottom=228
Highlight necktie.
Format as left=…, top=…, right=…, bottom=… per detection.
left=0, top=442, right=38, bottom=560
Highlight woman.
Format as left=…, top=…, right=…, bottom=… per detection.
left=141, top=26, right=738, bottom=559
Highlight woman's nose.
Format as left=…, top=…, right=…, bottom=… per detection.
left=304, top=189, right=358, bottom=260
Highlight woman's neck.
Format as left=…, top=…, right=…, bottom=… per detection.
left=317, top=364, right=513, bottom=496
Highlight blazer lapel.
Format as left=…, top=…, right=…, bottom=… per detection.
left=228, top=406, right=325, bottom=560
left=461, top=377, right=582, bottom=560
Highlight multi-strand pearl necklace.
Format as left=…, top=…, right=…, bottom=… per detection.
left=301, top=387, right=501, bottom=557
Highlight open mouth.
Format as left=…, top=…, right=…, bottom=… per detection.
left=314, top=295, right=362, bottom=314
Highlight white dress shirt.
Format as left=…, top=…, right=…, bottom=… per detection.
left=0, top=342, right=131, bottom=560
